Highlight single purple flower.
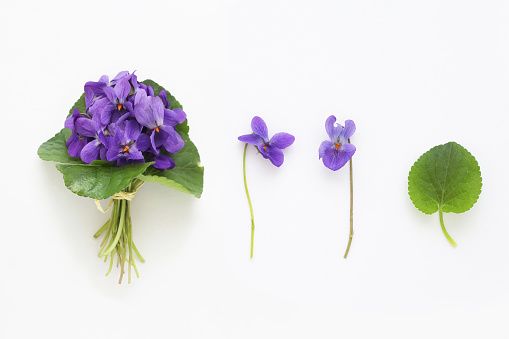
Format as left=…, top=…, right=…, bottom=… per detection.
left=238, top=116, right=295, bottom=167
left=319, top=116, right=356, bottom=171
left=318, top=115, right=357, bottom=259
left=65, top=108, right=92, bottom=158
left=80, top=131, right=109, bottom=164
left=129, top=89, right=185, bottom=154
left=106, top=120, right=150, bottom=164
left=84, top=75, right=109, bottom=108
left=238, top=116, right=295, bottom=259
left=98, top=77, right=133, bottom=126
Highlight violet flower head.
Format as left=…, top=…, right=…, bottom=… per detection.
left=319, top=115, right=356, bottom=171
left=238, top=116, right=295, bottom=167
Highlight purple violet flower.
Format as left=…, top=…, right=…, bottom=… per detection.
left=65, top=108, right=91, bottom=158
left=319, top=116, right=356, bottom=171
left=238, top=116, right=295, bottom=167
left=128, top=89, right=185, bottom=154
left=238, top=116, right=295, bottom=259
left=106, top=120, right=150, bottom=164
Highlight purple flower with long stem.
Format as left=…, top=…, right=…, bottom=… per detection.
left=238, top=116, right=295, bottom=258
left=319, top=115, right=356, bottom=258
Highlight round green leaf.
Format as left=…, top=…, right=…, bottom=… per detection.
left=408, top=142, right=482, bottom=215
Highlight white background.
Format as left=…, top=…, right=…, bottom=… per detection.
left=1, top=0, right=508, bottom=338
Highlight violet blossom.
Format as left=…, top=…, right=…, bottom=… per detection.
left=238, top=116, right=295, bottom=167
left=319, top=116, right=356, bottom=171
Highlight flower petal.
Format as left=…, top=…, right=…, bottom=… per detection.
left=159, top=90, right=170, bottom=108
left=319, top=140, right=334, bottom=159
left=80, top=139, right=101, bottom=164
left=342, top=119, right=356, bottom=141
left=251, top=116, right=268, bottom=140
left=163, top=108, right=186, bottom=126
left=75, top=118, right=97, bottom=138
left=153, top=154, right=176, bottom=170
left=322, top=144, right=355, bottom=171
left=162, top=131, right=185, bottom=153
left=124, top=120, right=141, bottom=142
left=68, top=136, right=88, bottom=158
left=103, top=86, right=117, bottom=104
left=150, top=96, right=165, bottom=126
left=238, top=134, right=263, bottom=146
left=325, top=115, right=342, bottom=141
left=260, top=144, right=284, bottom=167
left=136, top=133, right=151, bottom=152
left=270, top=132, right=295, bottom=149
left=111, top=71, right=129, bottom=83
left=114, top=78, right=131, bottom=103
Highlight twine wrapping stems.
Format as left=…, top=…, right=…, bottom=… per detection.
left=94, top=182, right=145, bottom=213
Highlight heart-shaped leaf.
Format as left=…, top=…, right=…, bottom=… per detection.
left=408, top=141, right=482, bottom=246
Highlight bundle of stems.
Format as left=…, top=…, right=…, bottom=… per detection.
left=94, top=179, right=145, bottom=284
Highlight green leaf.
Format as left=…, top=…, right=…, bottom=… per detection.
left=141, top=79, right=189, bottom=134
left=38, top=128, right=154, bottom=199
left=37, top=128, right=85, bottom=164
left=408, top=142, right=482, bottom=246
left=56, top=161, right=154, bottom=200
left=138, top=133, right=204, bottom=198
left=68, top=92, right=86, bottom=118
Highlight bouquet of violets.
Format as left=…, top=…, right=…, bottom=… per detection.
left=38, top=71, right=203, bottom=283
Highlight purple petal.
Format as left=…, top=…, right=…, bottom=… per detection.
left=153, top=154, right=176, bottom=170
left=134, top=88, right=148, bottom=106
left=124, top=120, right=141, bottom=142
left=342, top=143, right=356, bottom=159
left=134, top=103, right=156, bottom=129
left=111, top=71, right=129, bottom=83
left=162, top=131, right=184, bottom=153
left=325, top=115, right=342, bottom=141
left=150, top=96, right=165, bottom=126
left=103, top=86, right=116, bottom=103
left=80, top=139, right=101, bottom=164
left=130, top=73, right=139, bottom=91
left=100, top=146, right=108, bottom=161
left=341, top=119, right=356, bottom=141
left=149, top=130, right=157, bottom=152
left=100, top=104, right=116, bottom=126
left=238, top=134, right=263, bottom=146
left=163, top=108, right=186, bottom=126
left=146, top=85, right=155, bottom=97
left=75, top=118, right=97, bottom=138
left=64, top=109, right=80, bottom=130
left=322, top=144, right=355, bottom=171
left=269, top=132, right=295, bottom=149
left=158, top=125, right=178, bottom=144
left=259, top=144, right=284, bottom=167
left=114, top=78, right=131, bottom=103
left=251, top=116, right=268, bottom=140
left=68, top=136, right=88, bottom=158
left=137, top=133, right=150, bottom=152
left=319, top=140, right=334, bottom=159
left=126, top=147, right=144, bottom=160
left=159, top=90, right=170, bottom=108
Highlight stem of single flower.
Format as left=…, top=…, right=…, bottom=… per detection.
left=243, top=143, right=255, bottom=259
left=343, top=141, right=354, bottom=259
left=439, top=206, right=457, bottom=247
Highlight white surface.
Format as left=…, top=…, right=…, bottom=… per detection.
left=1, top=0, right=508, bottom=338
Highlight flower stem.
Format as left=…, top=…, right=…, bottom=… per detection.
left=343, top=145, right=354, bottom=259
left=439, top=206, right=457, bottom=247
left=95, top=180, right=145, bottom=283
left=243, top=143, right=255, bottom=259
